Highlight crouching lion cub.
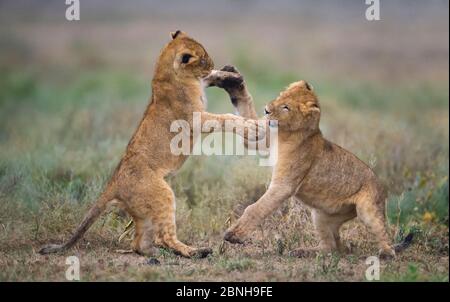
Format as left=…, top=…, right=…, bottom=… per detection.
left=223, top=79, right=412, bottom=258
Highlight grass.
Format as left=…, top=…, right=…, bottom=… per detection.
left=0, top=49, right=448, bottom=281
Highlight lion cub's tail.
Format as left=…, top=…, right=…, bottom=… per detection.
left=393, top=232, right=414, bottom=254
left=38, top=192, right=114, bottom=255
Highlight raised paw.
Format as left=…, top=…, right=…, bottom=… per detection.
left=220, top=65, right=240, bottom=74
left=203, top=69, right=244, bottom=90
left=243, top=119, right=260, bottom=141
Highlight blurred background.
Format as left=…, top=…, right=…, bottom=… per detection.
left=1, top=1, right=449, bottom=82
left=0, top=0, right=448, bottom=281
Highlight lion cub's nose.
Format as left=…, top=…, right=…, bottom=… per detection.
left=264, top=107, right=271, bottom=115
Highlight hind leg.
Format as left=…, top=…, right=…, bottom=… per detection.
left=131, top=176, right=211, bottom=258
left=130, top=217, right=158, bottom=256
left=355, top=188, right=395, bottom=258
left=290, top=207, right=356, bottom=257
left=153, top=192, right=212, bottom=258
left=153, top=210, right=212, bottom=258
left=314, top=208, right=357, bottom=253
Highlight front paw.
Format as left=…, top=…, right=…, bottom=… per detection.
left=203, top=67, right=244, bottom=90
left=244, top=119, right=266, bottom=141
left=190, top=247, right=213, bottom=259
left=219, top=65, right=245, bottom=92
left=223, top=228, right=246, bottom=244
left=229, top=116, right=264, bottom=141
left=220, top=65, right=240, bottom=74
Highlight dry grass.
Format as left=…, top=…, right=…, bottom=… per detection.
left=0, top=89, right=448, bottom=280
left=0, top=193, right=448, bottom=281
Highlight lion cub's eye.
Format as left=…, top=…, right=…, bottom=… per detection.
left=281, top=105, right=290, bottom=111
left=181, top=54, right=192, bottom=64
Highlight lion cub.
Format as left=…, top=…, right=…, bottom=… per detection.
left=39, top=31, right=258, bottom=258
left=224, top=80, right=397, bottom=258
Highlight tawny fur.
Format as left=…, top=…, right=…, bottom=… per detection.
left=38, top=32, right=257, bottom=258
left=222, top=78, right=397, bottom=258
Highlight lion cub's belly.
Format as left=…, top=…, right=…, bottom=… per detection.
left=294, top=193, right=355, bottom=215
left=294, top=176, right=361, bottom=214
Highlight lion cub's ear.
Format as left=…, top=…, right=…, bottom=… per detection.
left=300, top=101, right=320, bottom=116
left=299, top=80, right=314, bottom=91
left=170, top=30, right=185, bottom=39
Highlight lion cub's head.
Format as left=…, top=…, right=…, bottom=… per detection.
left=157, top=30, right=214, bottom=80
left=264, top=80, right=320, bottom=132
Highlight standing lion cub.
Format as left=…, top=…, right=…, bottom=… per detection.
left=39, top=31, right=258, bottom=258
left=223, top=79, right=412, bottom=258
